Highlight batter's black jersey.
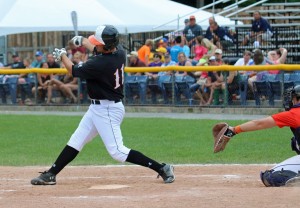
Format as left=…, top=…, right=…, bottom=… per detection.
left=72, top=46, right=125, bottom=100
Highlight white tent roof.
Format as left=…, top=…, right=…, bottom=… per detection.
left=0, top=0, right=241, bottom=36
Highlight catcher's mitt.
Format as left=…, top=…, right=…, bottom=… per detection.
left=212, top=122, right=236, bottom=153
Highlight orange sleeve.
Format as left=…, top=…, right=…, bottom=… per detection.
left=271, top=111, right=297, bottom=128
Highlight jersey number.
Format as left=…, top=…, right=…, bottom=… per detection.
left=114, top=64, right=124, bottom=89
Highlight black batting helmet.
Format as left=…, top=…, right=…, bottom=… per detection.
left=283, top=85, right=300, bottom=111
left=88, top=25, right=119, bottom=51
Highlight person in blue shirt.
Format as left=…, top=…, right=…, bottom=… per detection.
left=242, top=11, right=273, bottom=47
left=209, top=22, right=234, bottom=50
left=170, top=36, right=183, bottom=63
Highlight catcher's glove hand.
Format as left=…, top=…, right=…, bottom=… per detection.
left=53, top=48, right=67, bottom=62
left=212, top=122, right=236, bottom=153
left=71, top=36, right=83, bottom=47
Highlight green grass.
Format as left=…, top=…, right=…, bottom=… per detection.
left=0, top=114, right=294, bottom=166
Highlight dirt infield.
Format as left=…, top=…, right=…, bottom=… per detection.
left=0, top=165, right=299, bottom=208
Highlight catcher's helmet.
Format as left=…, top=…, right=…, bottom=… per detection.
left=283, top=85, right=300, bottom=110
left=88, top=25, right=119, bottom=51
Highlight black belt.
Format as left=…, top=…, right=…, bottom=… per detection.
left=91, top=99, right=121, bottom=105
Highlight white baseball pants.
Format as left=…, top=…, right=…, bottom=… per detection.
left=67, top=100, right=130, bottom=162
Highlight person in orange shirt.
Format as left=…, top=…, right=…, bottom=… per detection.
left=215, top=85, right=300, bottom=187
left=138, top=39, right=154, bottom=66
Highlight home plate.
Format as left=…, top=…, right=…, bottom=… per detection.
left=89, top=185, right=130, bottom=190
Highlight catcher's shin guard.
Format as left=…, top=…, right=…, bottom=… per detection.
left=260, top=169, right=297, bottom=187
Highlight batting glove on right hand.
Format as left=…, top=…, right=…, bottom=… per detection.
left=71, top=36, right=83, bottom=47
left=53, top=48, right=67, bottom=62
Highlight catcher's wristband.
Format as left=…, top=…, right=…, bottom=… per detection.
left=234, top=125, right=243, bottom=134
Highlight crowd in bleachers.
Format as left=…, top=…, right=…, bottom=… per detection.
left=0, top=10, right=298, bottom=106
left=125, top=12, right=295, bottom=106
left=0, top=44, right=87, bottom=105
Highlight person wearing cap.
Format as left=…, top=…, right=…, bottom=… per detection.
left=31, top=51, right=45, bottom=68
left=184, top=19, right=189, bottom=27
left=183, top=15, right=203, bottom=49
left=0, top=53, right=25, bottom=105
left=215, top=49, right=223, bottom=65
left=158, top=38, right=170, bottom=53
left=138, top=39, right=154, bottom=66
left=127, top=51, right=146, bottom=69
left=155, top=47, right=167, bottom=63
left=1, top=53, right=25, bottom=69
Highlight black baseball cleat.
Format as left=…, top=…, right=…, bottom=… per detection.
left=157, top=163, right=175, bottom=183
left=31, top=171, right=56, bottom=185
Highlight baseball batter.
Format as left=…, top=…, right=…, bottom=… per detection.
left=31, top=25, right=175, bottom=185
left=213, top=85, right=300, bottom=187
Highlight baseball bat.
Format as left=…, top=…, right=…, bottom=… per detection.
left=71, top=11, right=81, bottom=104
left=71, top=11, right=79, bottom=36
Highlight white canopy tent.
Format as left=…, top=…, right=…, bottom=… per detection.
left=0, top=0, right=241, bottom=36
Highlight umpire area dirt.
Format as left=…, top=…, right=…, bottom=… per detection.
left=0, top=165, right=299, bottom=208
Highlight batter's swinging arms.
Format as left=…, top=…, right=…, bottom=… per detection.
left=31, top=25, right=175, bottom=185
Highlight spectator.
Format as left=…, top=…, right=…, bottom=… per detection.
left=125, top=51, right=147, bottom=104
left=201, top=38, right=217, bottom=57
left=68, top=40, right=88, bottom=62
left=170, top=36, right=183, bottom=63
left=192, top=36, right=208, bottom=66
left=209, top=22, right=234, bottom=50
left=138, top=39, right=154, bottom=66
left=161, top=53, right=176, bottom=69
left=159, top=53, right=175, bottom=104
left=3, top=53, right=25, bottom=69
left=47, top=53, right=60, bottom=69
left=205, top=56, right=224, bottom=105
left=147, top=53, right=163, bottom=104
left=176, top=52, right=193, bottom=104
left=18, top=58, right=33, bottom=105
left=0, top=53, right=25, bottom=105
left=183, top=15, right=203, bottom=48
left=234, top=50, right=253, bottom=76
left=222, top=58, right=241, bottom=105
left=268, top=47, right=288, bottom=65
left=248, top=49, right=270, bottom=101
left=49, top=73, right=78, bottom=104
left=234, top=50, right=253, bottom=67
left=205, top=16, right=216, bottom=40
left=32, top=62, right=54, bottom=104
left=176, top=52, right=191, bottom=76
left=157, top=38, right=170, bottom=54
left=215, top=49, right=223, bottom=65
left=127, top=51, right=146, bottom=75
left=31, top=51, right=45, bottom=68
left=242, top=11, right=273, bottom=47
left=155, top=47, right=167, bottom=63
left=184, top=18, right=189, bottom=27
left=180, top=36, right=191, bottom=59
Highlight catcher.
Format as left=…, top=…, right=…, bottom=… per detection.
left=212, top=85, right=300, bottom=187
